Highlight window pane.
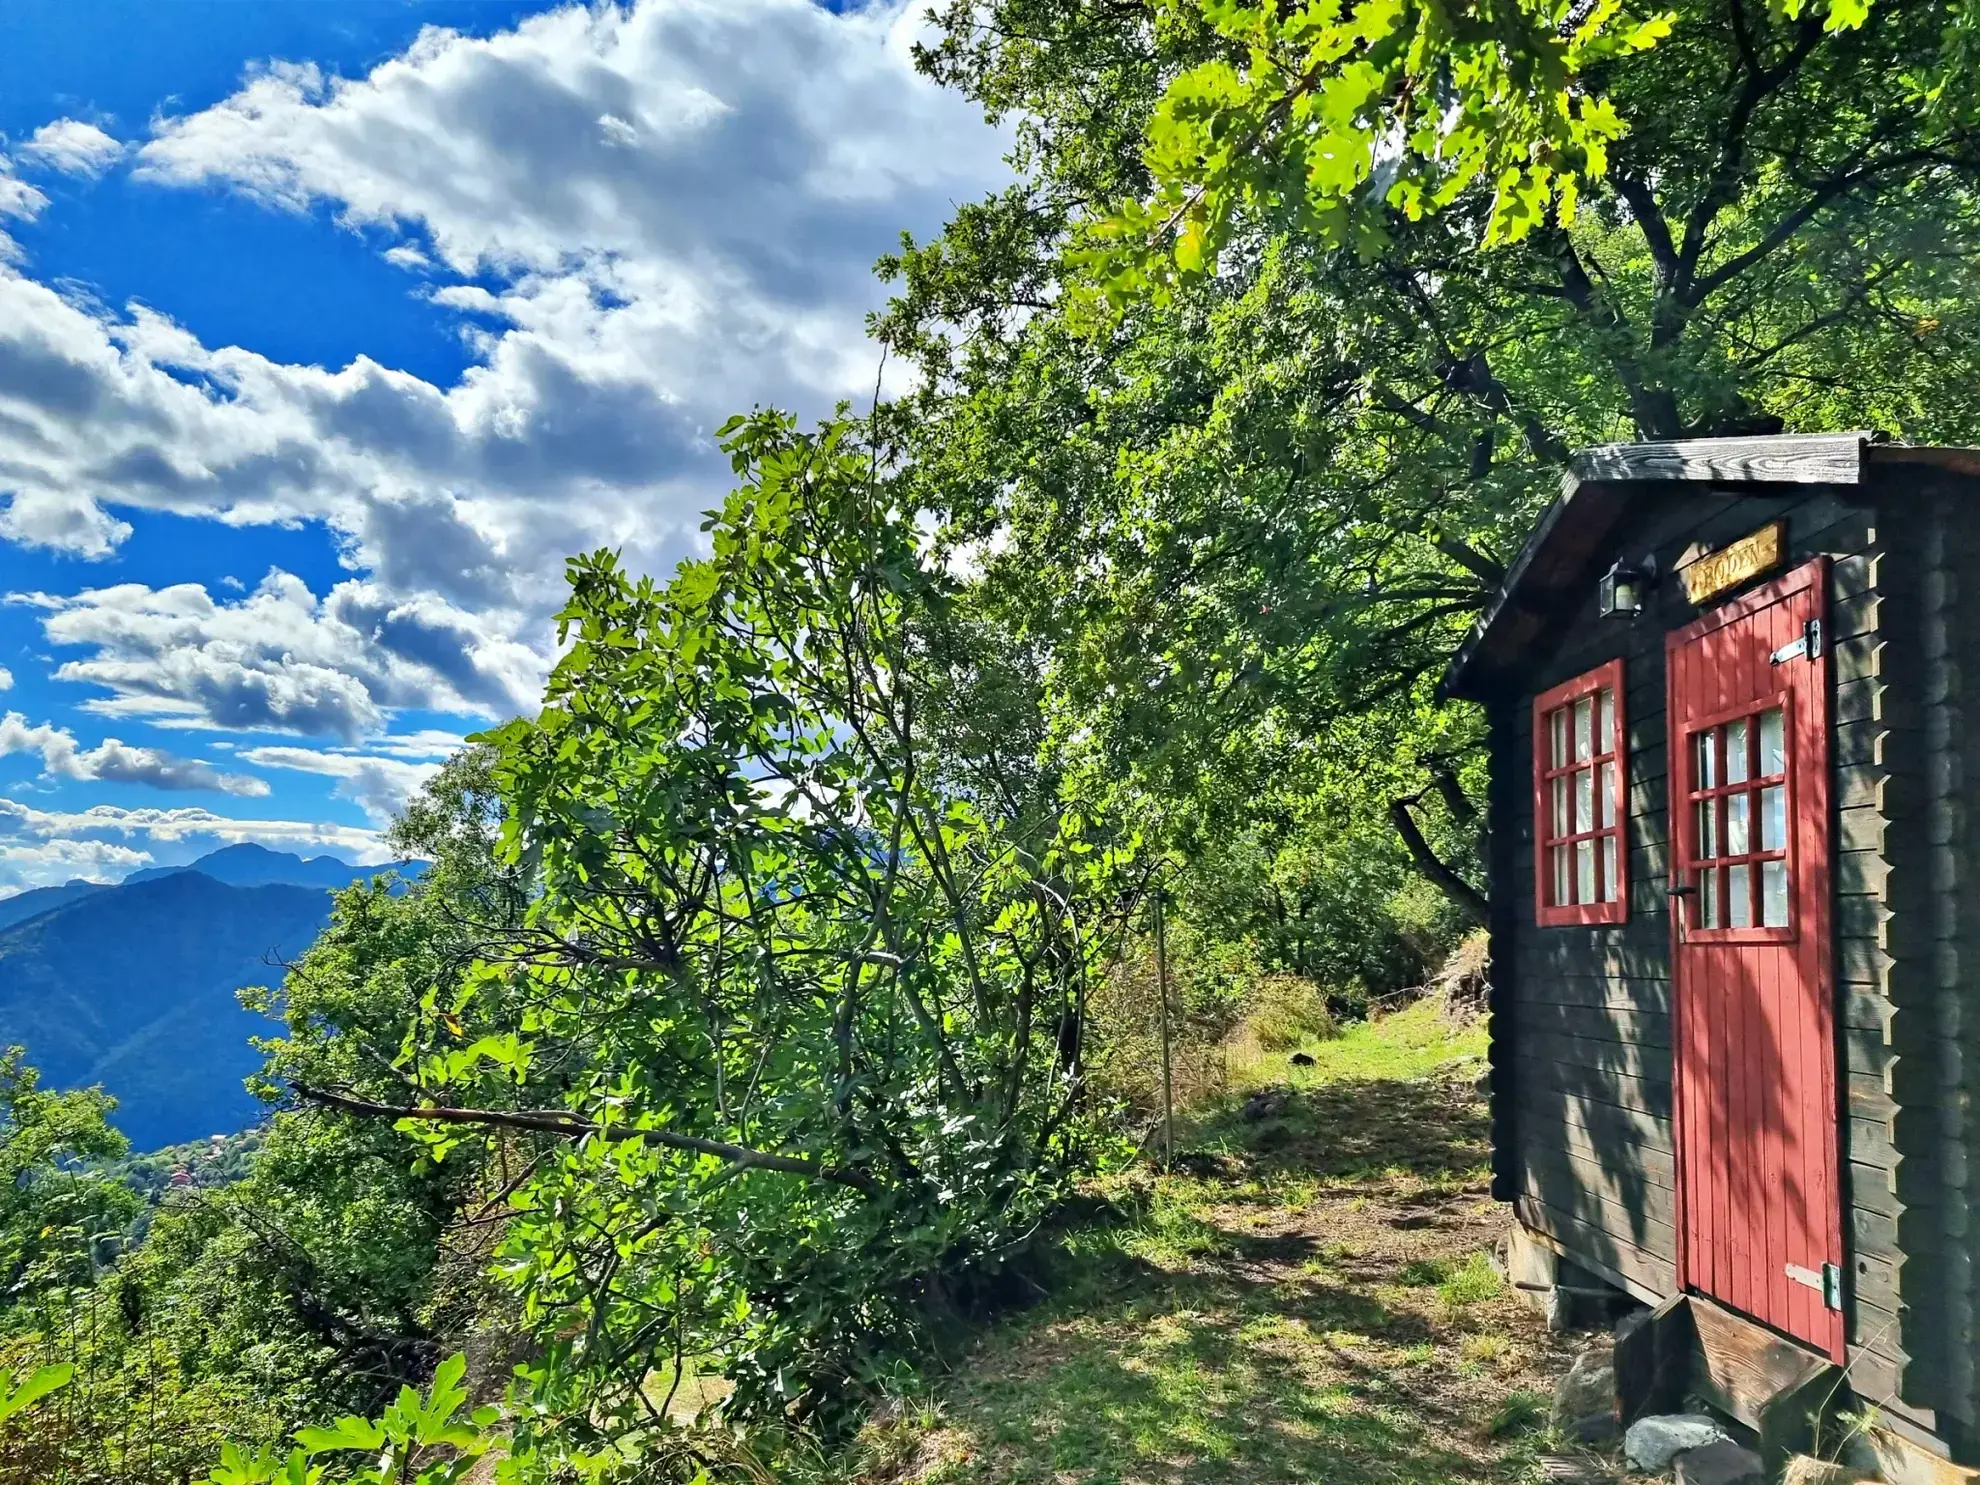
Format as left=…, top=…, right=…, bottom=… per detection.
left=1599, top=688, right=1616, bottom=755
left=1760, top=707, right=1785, bottom=777
left=1696, top=729, right=1718, bottom=790
left=1600, top=761, right=1617, bottom=828
left=1551, top=708, right=1568, bottom=768
left=1576, top=839, right=1595, bottom=903
left=1574, top=697, right=1594, bottom=762
left=1553, top=846, right=1570, bottom=907
left=1602, top=836, right=1619, bottom=903
left=1697, top=797, right=1720, bottom=859
left=1575, top=768, right=1594, bottom=833
left=1762, top=860, right=1790, bottom=927
left=1728, top=791, right=1751, bottom=855
left=1728, top=863, right=1752, bottom=928
left=1726, top=716, right=1750, bottom=785
left=1552, top=776, right=1569, bottom=838
left=1760, top=784, right=1786, bottom=852
left=1700, top=868, right=1720, bottom=928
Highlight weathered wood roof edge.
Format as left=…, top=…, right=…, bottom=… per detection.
left=1434, top=431, right=1980, bottom=700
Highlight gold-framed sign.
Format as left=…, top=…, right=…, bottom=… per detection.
left=1679, top=520, right=1784, bottom=606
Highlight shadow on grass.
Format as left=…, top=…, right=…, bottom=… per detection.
left=1187, top=1073, right=1491, bottom=1182
left=927, top=1073, right=1528, bottom=1485
left=954, top=1295, right=1487, bottom=1485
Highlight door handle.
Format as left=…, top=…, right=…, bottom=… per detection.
left=1669, top=879, right=1697, bottom=942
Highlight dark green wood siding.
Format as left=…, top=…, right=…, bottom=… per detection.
left=1486, top=480, right=1955, bottom=1432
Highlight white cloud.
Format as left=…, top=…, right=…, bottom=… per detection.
left=240, top=744, right=441, bottom=824
left=364, top=729, right=469, bottom=758
left=14, top=571, right=542, bottom=739
left=20, top=119, right=125, bottom=179
left=0, top=0, right=1008, bottom=855
left=0, top=0, right=1005, bottom=588
left=0, top=154, right=48, bottom=262
left=0, top=836, right=151, bottom=894
left=0, top=796, right=385, bottom=859
left=0, top=667, right=11, bottom=691
left=0, top=710, right=268, bottom=795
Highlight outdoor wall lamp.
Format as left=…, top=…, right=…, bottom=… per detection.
left=1598, top=554, right=1657, bottom=618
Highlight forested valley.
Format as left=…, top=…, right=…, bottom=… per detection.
left=2, top=0, right=1977, bottom=1479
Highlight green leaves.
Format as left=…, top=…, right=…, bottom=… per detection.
left=1080, top=0, right=1915, bottom=298
left=211, top=1355, right=496, bottom=1485
left=1775, top=0, right=1872, bottom=30
left=204, top=1443, right=325, bottom=1485
left=0, top=1362, right=72, bottom=1427
left=1079, top=0, right=1660, bottom=300
left=252, top=409, right=1143, bottom=1449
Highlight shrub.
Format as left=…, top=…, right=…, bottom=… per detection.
left=1242, top=976, right=1338, bottom=1051
left=1086, top=943, right=1237, bottom=1122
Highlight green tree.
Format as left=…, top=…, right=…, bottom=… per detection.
left=129, top=748, right=533, bottom=1431
left=0, top=1050, right=136, bottom=1299
left=886, top=0, right=1980, bottom=923
left=0, top=750, right=540, bottom=1484
left=285, top=411, right=1139, bottom=1453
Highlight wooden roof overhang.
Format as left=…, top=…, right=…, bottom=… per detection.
left=1437, top=432, right=1980, bottom=703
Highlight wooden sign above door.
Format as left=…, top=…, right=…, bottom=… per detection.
left=1679, top=520, right=1785, bottom=606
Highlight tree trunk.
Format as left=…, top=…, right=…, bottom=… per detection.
left=1388, top=797, right=1488, bottom=927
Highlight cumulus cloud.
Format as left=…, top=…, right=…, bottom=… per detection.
left=382, top=243, right=430, bottom=271
left=13, top=571, right=543, bottom=739
left=0, top=155, right=48, bottom=262
left=0, top=667, right=11, bottom=691
left=0, top=710, right=268, bottom=795
left=240, top=745, right=442, bottom=823
left=0, top=0, right=1008, bottom=855
left=20, top=119, right=125, bottom=178
left=0, top=795, right=385, bottom=859
left=0, top=0, right=1004, bottom=602
left=0, top=836, right=151, bottom=894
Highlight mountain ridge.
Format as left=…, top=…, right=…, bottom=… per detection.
left=0, top=846, right=427, bottom=1147
left=123, top=841, right=423, bottom=890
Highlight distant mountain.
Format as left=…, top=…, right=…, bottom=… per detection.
left=0, top=872, right=339, bottom=1147
left=124, top=842, right=423, bottom=891
left=0, top=879, right=107, bottom=933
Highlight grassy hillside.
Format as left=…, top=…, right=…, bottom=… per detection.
left=840, top=999, right=1551, bottom=1485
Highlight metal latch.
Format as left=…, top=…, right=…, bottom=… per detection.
left=1786, top=1261, right=1844, bottom=1310
left=1771, top=617, right=1823, bottom=666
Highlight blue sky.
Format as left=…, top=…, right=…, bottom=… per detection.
left=0, top=0, right=1007, bottom=892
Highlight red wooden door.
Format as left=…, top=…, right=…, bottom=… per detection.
left=1666, top=559, right=1843, bottom=1360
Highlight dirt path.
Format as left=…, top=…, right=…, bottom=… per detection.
left=883, top=1069, right=1580, bottom=1485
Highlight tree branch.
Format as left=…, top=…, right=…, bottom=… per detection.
left=1388, top=797, right=1487, bottom=927
left=1688, top=146, right=1949, bottom=304
left=291, top=1082, right=879, bottom=1195
left=1429, top=532, right=1504, bottom=587
left=1674, top=5, right=1826, bottom=302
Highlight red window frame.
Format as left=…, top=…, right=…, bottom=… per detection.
left=1533, top=659, right=1628, bottom=927
left=1676, top=690, right=1798, bottom=943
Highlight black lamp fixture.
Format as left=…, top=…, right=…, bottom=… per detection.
left=1598, top=553, right=1657, bottom=619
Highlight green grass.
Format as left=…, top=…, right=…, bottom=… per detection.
left=847, top=998, right=1571, bottom=1485
left=1231, top=995, right=1488, bottom=1090
left=1436, top=1252, right=1505, bottom=1309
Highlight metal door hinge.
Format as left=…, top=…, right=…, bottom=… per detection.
left=1786, top=1260, right=1844, bottom=1310
left=1771, top=618, right=1823, bottom=666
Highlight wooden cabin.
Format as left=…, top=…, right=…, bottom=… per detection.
left=1442, top=433, right=1980, bottom=1476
